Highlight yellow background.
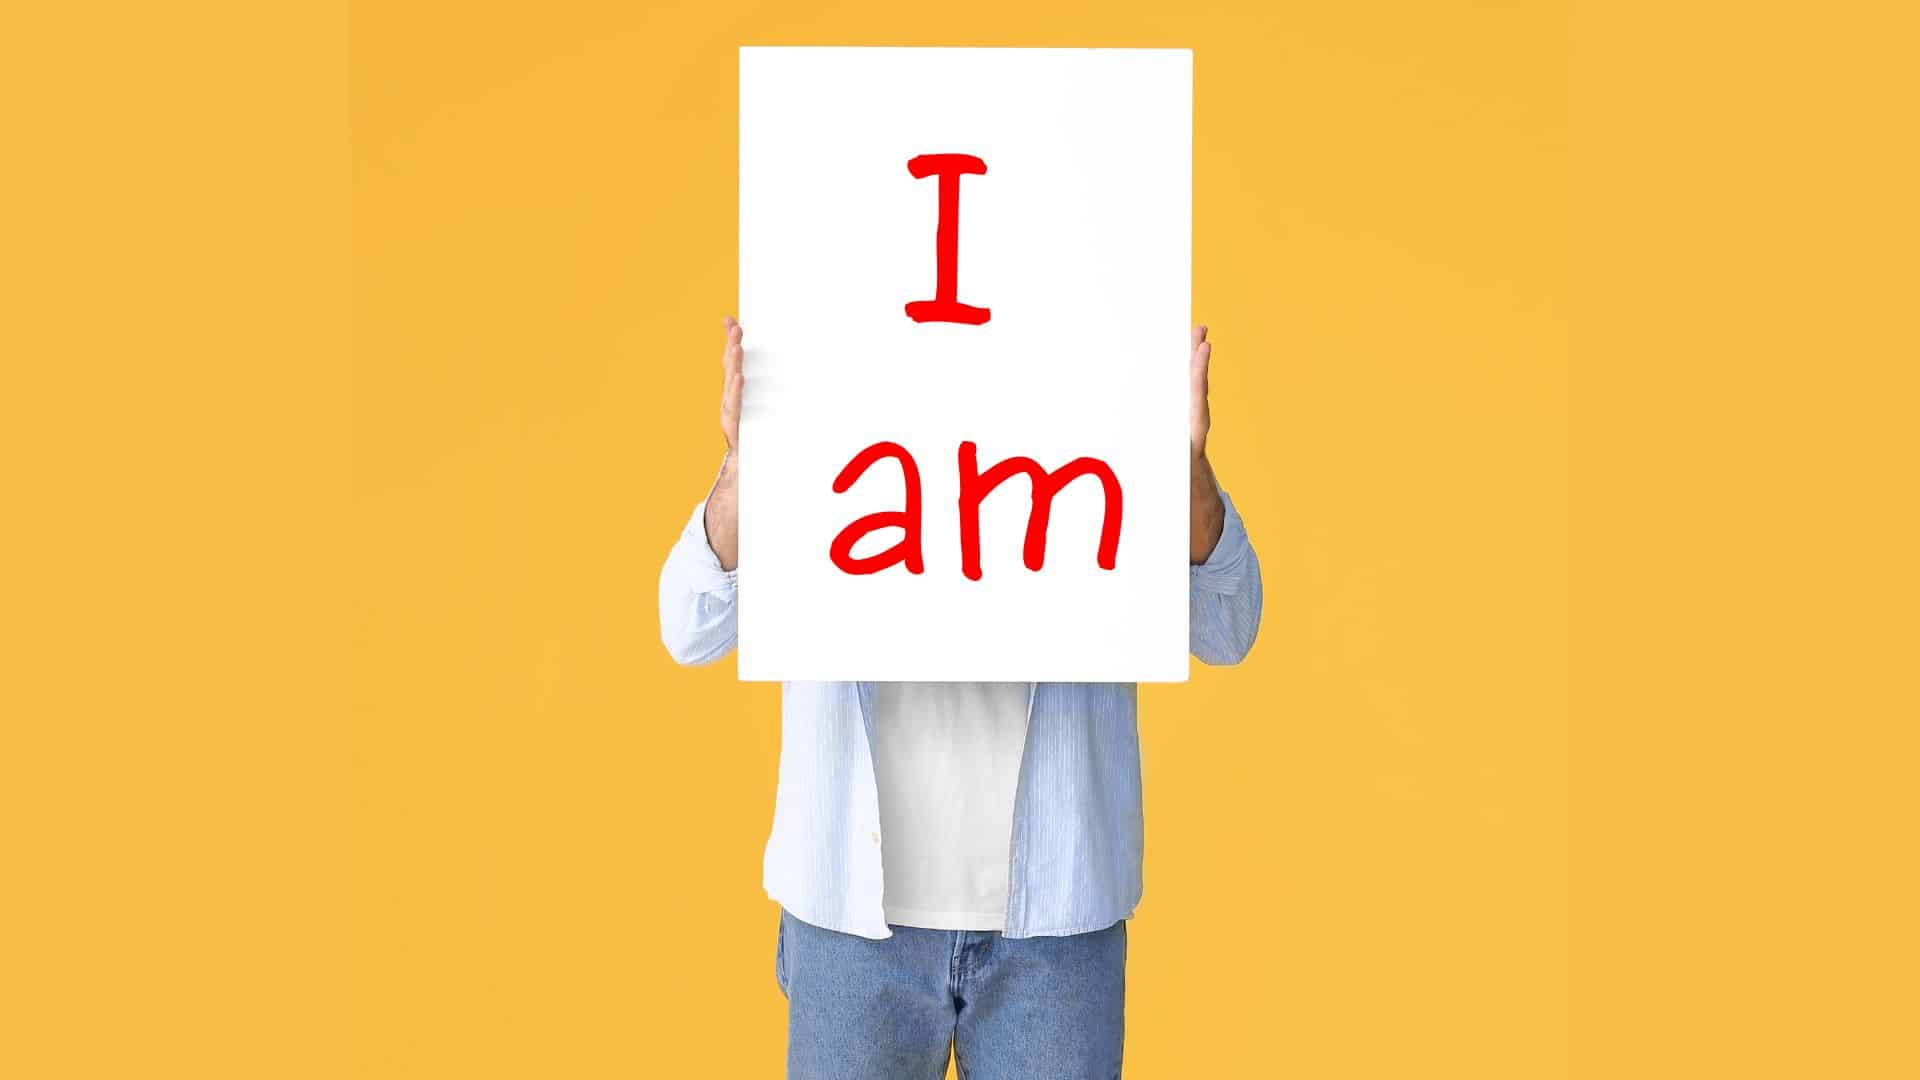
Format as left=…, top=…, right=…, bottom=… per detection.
left=6, top=1, right=1914, bottom=1078
left=351, top=4, right=1566, bottom=1076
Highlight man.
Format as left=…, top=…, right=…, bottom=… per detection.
left=660, top=316, right=1262, bottom=1079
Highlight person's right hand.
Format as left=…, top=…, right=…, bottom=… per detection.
left=703, top=315, right=743, bottom=569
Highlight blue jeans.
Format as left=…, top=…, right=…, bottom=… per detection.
left=776, top=909, right=1127, bottom=1079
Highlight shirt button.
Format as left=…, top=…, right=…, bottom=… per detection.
left=871, top=831, right=881, bottom=845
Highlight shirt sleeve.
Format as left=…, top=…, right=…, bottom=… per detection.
left=1189, top=488, right=1264, bottom=665
left=658, top=498, right=740, bottom=665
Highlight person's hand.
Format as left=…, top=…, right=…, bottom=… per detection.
left=720, top=315, right=744, bottom=452
left=1189, top=324, right=1226, bottom=563
left=704, top=316, right=743, bottom=569
left=1190, top=323, right=1212, bottom=460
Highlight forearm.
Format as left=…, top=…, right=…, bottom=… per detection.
left=1190, top=452, right=1226, bottom=564
left=703, top=450, right=740, bottom=570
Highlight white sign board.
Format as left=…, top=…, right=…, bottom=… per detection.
left=738, top=47, right=1191, bottom=682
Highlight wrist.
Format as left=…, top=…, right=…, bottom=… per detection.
left=709, top=450, right=739, bottom=498
left=1189, top=451, right=1219, bottom=496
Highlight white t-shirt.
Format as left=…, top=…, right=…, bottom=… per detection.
left=869, top=681, right=1031, bottom=931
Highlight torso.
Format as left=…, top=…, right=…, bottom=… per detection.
left=868, top=681, right=1031, bottom=930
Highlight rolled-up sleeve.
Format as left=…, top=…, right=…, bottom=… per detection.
left=1189, top=488, right=1263, bottom=665
left=659, top=499, right=739, bottom=665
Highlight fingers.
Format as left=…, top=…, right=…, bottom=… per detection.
left=721, top=317, right=743, bottom=366
left=721, top=316, right=744, bottom=386
left=720, top=315, right=744, bottom=450
left=1189, top=330, right=1211, bottom=455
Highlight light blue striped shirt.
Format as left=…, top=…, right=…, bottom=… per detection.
left=659, top=489, right=1262, bottom=938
